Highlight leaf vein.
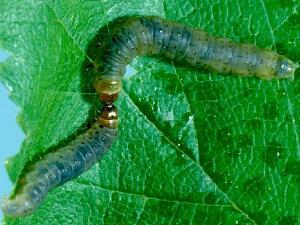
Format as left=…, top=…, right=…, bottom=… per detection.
left=45, top=3, right=93, bottom=63
left=122, top=85, right=257, bottom=224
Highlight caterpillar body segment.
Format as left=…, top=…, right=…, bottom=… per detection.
left=1, top=114, right=118, bottom=217
left=95, top=16, right=297, bottom=82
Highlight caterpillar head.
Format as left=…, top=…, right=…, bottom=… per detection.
left=275, top=56, right=298, bottom=81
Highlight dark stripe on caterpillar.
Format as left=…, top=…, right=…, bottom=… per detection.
left=94, top=16, right=298, bottom=95
left=1, top=107, right=118, bottom=217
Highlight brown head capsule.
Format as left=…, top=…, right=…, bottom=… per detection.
left=98, top=104, right=118, bottom=128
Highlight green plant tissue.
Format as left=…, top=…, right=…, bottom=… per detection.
left=0, top=0, right=299, bottom=224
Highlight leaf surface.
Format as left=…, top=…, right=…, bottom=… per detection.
left=0, top=0, right=299, bottom=224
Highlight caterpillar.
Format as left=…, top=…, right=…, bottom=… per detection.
left=1, top=106, right=118, bottom=217
left=1, top=16, right=298, bottom=218
left=94, top=16, right=297, bottom=95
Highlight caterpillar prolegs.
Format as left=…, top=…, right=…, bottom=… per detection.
left=1, top=16, right=298, bottom=218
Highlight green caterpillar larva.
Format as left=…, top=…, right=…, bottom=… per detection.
left=1, top=106, right=118, bottom=217
left=94, top=16, right=298, bottom=96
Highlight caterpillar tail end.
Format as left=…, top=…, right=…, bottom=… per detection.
left=275, top=56, right=298, bottom=81
left=1, top=195, right=34, bottom=218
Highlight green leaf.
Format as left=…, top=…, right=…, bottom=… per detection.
left=1, top=0, right=299, bottom=224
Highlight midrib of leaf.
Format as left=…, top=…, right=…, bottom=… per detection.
left=171, top=62, right=200, bottom=162
left=122, top=86, right=257, bottom=224
left=74, top=180, right=232, bottom=207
